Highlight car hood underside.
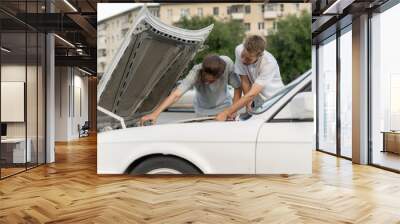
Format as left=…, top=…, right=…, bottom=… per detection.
left=97, top=7, right=213, bottom=131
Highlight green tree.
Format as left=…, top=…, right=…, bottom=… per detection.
left=175, top=16, right=245, bottom=65
left=266, top=11, right=311, bottom=84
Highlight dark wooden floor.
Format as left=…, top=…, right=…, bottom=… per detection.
left=0, top=135, right=400, bottom=223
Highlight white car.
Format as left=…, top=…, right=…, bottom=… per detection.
left=98, top=70, right=314, bottom=175
left=97, top=7, right=314, bottom=175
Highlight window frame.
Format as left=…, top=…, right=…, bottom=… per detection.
left=258, top=22, right=264, bottom=30
left=213, top=7, right=219, bottom=16
left=244, top=23, right=251, bottom=31
left=245, top=5, right=251, bottom=14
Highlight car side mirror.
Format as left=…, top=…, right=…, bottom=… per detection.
left=289, top=92, right=313, bottom=119
left=274, top=91, right=313, bottom=120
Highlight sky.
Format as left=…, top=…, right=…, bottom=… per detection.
left=97, top=3, right=159, bottom=22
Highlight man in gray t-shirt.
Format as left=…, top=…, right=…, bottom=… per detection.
left=140, top=54, right=241, bottom=124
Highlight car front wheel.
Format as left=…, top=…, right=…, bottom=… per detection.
left=129, top=156, right=202, bottom=175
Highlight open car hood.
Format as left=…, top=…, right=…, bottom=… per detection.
left=97, top=7, right=213, bottom=131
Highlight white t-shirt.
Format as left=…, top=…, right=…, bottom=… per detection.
left=234, top=44, right=284, bottom=105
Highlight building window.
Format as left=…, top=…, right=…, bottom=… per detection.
left=167, top=9, right=173, bottom=18
left=227, top=6, right=231, bottom=14
left=266, top=4, right=275, bottom=11
left=280, top=4, right=284, bottom=12
left=244, top=23, right=251, bottom=31
left=213, top=7, right=219, bottom=16
left=98, top=49, right=107, bottom=57
left=155, top=10, right=160, bottom=17
left=180, top=8, right=190, bottom=18
left=100, top=62, right=106, bottom=72
left=296, top=3, right=300, bottom=10
left=230, top=6, right=238, bottom=13
left=245, top=5, right=251, bottom=14
left=197, top=8, right=203, bottom=17
left=261, top=4, right=265, bottom=13
left=258, top=22, right=264, bottom=30
left=121, top=28, right=128, bottom=37
left=273, top=21, right=277, bottom=30
left=121, top=15, right=128, bottom=23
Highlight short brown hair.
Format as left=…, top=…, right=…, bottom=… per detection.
left=198, top=54, right=226, bottom=83
left=244, top=35, right=266, bottom=56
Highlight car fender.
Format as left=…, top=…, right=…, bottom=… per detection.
left=122, top=142, right=213, bottom=174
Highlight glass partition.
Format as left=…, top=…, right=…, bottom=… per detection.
left=0, top=1, right=46, bottom=179
left=370, top=3, right=400, bottom=171
left=317, top=36, right=337, bottom=154
left=339, top=28, right=352, bottom=158
left=1, top=31, right=28, bottom=177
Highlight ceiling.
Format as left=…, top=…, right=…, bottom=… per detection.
left=0, top=0, right=99, bottom=73
left=311, top=0, right=391, bottom=43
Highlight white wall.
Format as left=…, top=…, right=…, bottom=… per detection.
left=1, top=65, right=37, bottom=138
left=55, top=67, right=69, bottom=141
left=55, top=67, right=89, bottom=141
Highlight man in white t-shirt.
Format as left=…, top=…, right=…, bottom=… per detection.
left=216, top=35, right=284, bottom=121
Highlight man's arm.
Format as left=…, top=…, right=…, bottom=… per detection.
left=140, top=88, right=183, bottom=125
left=240, top=75, right=251, bottom=95
left=227, top=87, right=242, bottom=120
left=233, top=87, right=242, bottom=104
left=141, top=64, right=199, bottom=125
left=240, top=75, right=253, bottom=111
left=216, top=83, right=263, bottom=121
left=152, top=88, right=183, bottom=116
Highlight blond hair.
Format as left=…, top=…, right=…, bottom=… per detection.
left=244, top=35, right=266, bottom=56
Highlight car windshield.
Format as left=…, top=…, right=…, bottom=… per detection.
left=250, top=70, right=311, bottom=115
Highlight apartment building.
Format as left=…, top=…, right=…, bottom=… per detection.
left=159, top=3, right=310, bottom=36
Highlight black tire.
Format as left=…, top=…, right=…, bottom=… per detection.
left=130, top=156, right=202, bottom=175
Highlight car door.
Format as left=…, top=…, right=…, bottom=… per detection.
left=255, top=83, right=313, bottom=174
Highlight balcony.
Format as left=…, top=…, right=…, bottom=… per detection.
left=171, top=15, right=181, bottom=24
left=263, top=11, right=282, bottom=19
left=231, top=12, right=244, bottom=20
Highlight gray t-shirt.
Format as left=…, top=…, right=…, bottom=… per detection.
left=235, top=44, right=284, bottom=106
left=177, top=56, right=241, bottom=117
